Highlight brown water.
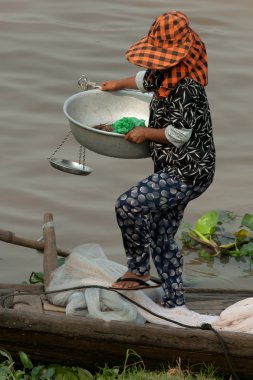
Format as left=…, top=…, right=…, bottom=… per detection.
left=1, top=0, right=252, bottom=288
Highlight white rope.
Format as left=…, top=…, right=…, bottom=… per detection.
left=42, top=221, right=55, bottom=229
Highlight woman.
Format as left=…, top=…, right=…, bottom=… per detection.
left=100, top=11, right=215, bottom=308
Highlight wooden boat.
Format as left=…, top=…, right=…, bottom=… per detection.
left=0, top=214, right=253, bottom=379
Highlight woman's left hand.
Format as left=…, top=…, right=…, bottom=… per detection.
left=125, top=127, right=147, bottom=144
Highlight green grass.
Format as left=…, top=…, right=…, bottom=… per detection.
left=95, top=365, right=224, bottom=380
left=0, top=349, right=227, bottom=380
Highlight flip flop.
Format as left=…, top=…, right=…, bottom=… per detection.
left=112, top=276, right=161, bottom=291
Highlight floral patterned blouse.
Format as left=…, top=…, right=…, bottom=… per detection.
left=139, top=70, right=215, bottom=186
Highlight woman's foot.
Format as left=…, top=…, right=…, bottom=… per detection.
left=112, top=271, right=151, bottom=290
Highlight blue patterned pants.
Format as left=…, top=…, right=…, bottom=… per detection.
left=115, top=171, right=209, bottom=307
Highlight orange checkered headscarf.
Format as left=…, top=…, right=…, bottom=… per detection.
left=125, top=11, right=208, bottom=97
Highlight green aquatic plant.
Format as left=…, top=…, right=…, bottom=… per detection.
left=28, top=272, right=44, bottom=284
left=187, top=210, right=220, bottom=254
left=28, top=258, right=65, bottom=285
left=181, top=210, right=253, bottom=260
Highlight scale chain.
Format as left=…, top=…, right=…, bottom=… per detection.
left=79, top=146, right=86, bottom=168
left=48, top=130, right=72, bottom=160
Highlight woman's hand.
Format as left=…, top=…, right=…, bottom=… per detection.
left=99, top=76, right=138, bottom=91
left=99, top=81, right=122, bottom=91
left=126, top=127, right=171, bottom=145
left=125, top=127, right=147, bottom=144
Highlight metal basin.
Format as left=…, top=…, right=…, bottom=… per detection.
left=63, top=89, right=152, bottom=159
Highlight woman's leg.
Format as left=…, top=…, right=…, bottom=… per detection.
left=149, top=205, right=186, bottom=307
left=114, top=171, right=209, bottom=300
left=114, top=178, right=153, bottom=285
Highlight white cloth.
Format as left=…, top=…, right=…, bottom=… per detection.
left=47, top=243, right=253, bottom=333
left=165, top=125, right=192, bottom=147
left=135, top=71, right=146, bottom=93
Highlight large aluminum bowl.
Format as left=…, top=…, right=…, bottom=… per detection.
left=63, top=89, right=152, bottom=159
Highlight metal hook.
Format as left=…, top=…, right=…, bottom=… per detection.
left=78, top=74, right=97, bottom=91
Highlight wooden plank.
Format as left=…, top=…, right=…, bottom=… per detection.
left=1, top=284, right=250, bottom=296
left=0, top=228, right=69, bottom=257
left=0, top=308, right=252, bottom=377
left=0, top=284, right=43, bottom=292
left=13, top=294, right=43, bottom=313
left=42, top=300, right=66, bottom=313
left=185, top=287, right=253, bottom=295
left=0, top=285, right=43, bottom=308
left=43, top=213, right=59, bottom=288
left=0, top=290, right=14, bottom=308
left=185, top=290, right=253, bottom=314
left=1, top=283, right=251, bottom=315
left=186, top=301, right=225, bottom=315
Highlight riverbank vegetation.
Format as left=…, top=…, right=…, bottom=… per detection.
left=0, top=349, right=226, bottom=380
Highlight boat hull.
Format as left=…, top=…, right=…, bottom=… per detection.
left=1, top=285, right=253, bottom=378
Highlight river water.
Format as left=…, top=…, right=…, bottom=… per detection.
left=1, top=0, right=252, bottom=289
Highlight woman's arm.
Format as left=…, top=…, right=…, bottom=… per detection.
left=99, top=76, right=138, bottom=91
left=125, top=126, right=171, bottom=145
left=99, top=74, right=171, bottom=145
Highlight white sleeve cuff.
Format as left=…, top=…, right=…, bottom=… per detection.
left=165, top=125, right=192, bottom=148
left=135, top=71, right=147, bottom=93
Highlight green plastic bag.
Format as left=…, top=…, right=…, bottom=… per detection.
left=112, top=117, right=146, bottom=134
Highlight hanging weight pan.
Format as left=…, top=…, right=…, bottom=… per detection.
left=49, top=157, right=92, bottom=175
left=63, top=89, right=152, bottom=159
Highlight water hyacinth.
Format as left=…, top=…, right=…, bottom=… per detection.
left=180, top=210, right=253, bottom=261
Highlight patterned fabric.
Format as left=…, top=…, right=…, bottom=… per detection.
left=125, top=11, right=207, bottom=97
left=143, top=73, right=215, bottom=186
left=115, top=172, right=210, bottom=307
